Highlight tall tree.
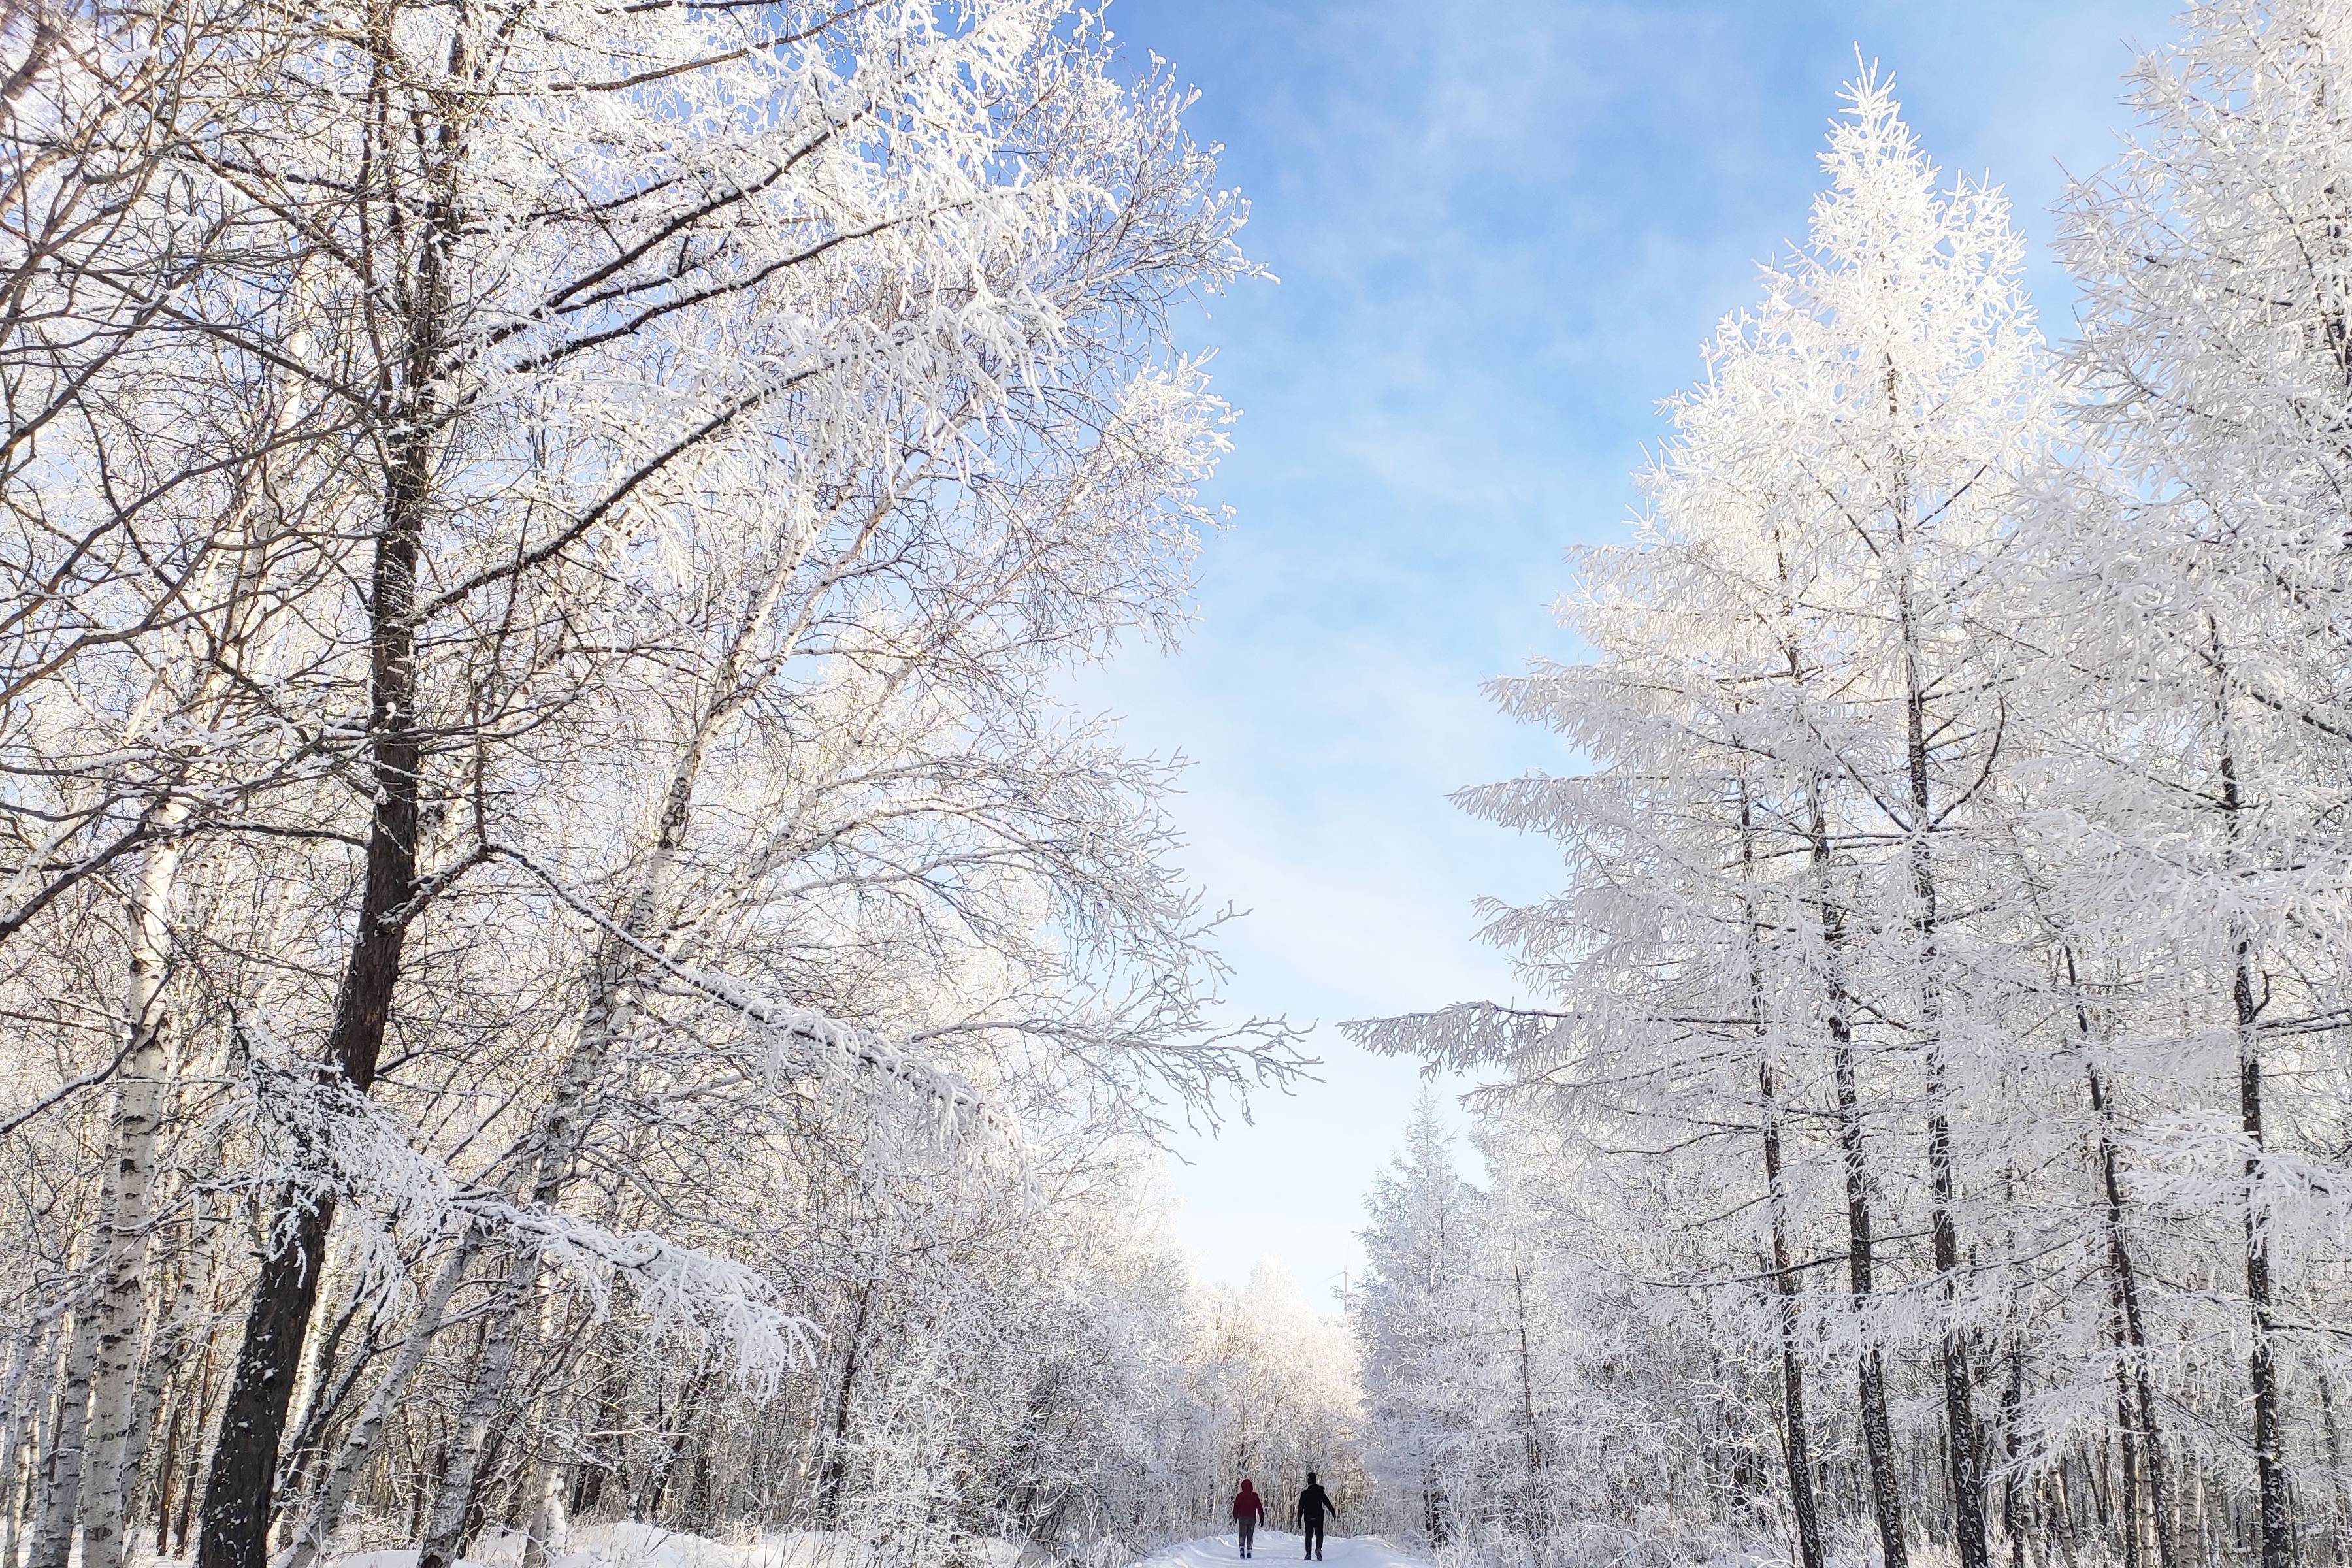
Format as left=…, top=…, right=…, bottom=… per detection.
left=2059, top=8, right=2352, bottom=1565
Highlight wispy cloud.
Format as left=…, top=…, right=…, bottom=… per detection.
left=1088, top=0, right=2172, bottom=1307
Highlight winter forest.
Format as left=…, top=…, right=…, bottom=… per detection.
left=5, top=2, right=2352, bottom=1568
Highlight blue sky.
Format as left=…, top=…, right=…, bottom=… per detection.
left=1075, top=0, right=2175, bottom=1309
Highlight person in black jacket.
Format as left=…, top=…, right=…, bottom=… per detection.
left=1294, top=1473, right=1337, bottom=1560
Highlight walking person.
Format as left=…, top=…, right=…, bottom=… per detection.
left=1295, top=1472, right=1337, bottom=1561
left=1232, top=1478, right=1266, bottom=1558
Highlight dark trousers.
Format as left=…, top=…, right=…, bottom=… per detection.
left=1303, top=1520, right=1324, bottom=1557
left=1239, top=1521, right=1255, bottom=1556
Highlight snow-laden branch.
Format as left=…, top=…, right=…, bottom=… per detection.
left=1339, top=1002, right=1575, bottom=1075
left=225, top=1037, right=817, bottom=1389
left=491, top=843, right=988, bottom=1124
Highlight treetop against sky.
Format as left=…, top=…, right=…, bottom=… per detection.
left=1082, top=0, right=2171, bottom=1306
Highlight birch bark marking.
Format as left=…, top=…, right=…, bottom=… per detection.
left=28, top=1224, right=116, bottom=1567
left=74, top=800, right=191, bottom=1568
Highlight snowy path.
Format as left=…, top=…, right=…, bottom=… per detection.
left=1138, top=1533, right=1428, bottom=1568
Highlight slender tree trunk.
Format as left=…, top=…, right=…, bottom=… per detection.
left=275, top=1268, right=362, bottom=1512
left=1774, top=532, right=1904, bottom=1568
left=0, top=1319, right=59, bottom=1568
left=1759, top=1060, right=1826, bottom=1568
left=287, top=1232, right=480, bottom=1568
left=414, top=936, right=644, bottom=1568
left=2004, top=1343, right=2029, bottom=1568
left=1808, top=778, right=1906, bottom=1568
left=2209, top=624, right=2291, bottom=1568
left=195, top=124, right=456, bottom=1563
left=2080, top=1036, right=2178, bottom=1568
left=77, top=809, right=191, bottom=1568
left=174, top=1251, right=231, bottom=1561
left=1510, top=1261, right=1547, bottom=1553
left=1739, top=779, right=1825, bottom=1568
left=416, top=589, right=774, bottom=1568
left=2235, top=931, right=2290, bottom=1568
left=5, top=1330, right=50, bottom=1568
left=519, top=1455, right=565, bottom=1568
left=817, top=1286, right=870, bottom=1532
left=30, top=1271, right=108, bottom=1568
left=118, top=1203, right=222, bottom=1561
left=2319, top=1365, right=2350, bottom=1567
left=416, top=1249, right=529, bottom=1568
left=155, top=1388, right=184, bottom=1558
left=1888, top=487, right=1988, bottom=1568
left=2114, top=1300, right=2145, bottom=1568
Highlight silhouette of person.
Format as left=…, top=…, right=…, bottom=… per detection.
left=1295, top=1472, right=1337, bottom=1561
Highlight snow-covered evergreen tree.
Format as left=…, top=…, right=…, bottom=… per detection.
left=1352, top=35, right=2352, bottom=1568
left=1350, top=1092, right=1487, bottom=1544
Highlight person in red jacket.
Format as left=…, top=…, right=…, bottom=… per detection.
left=1231, top=1478, right=1267, bottom=1558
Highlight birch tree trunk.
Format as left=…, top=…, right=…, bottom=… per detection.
left=74, top=805, right=191, bottom=1568
left=286, top=1231, right=482, bottom=1568
left=122, top=1198, right=223, bottom=1560
left=6, top=1322, right=65, bottom=1568
left=29, top=1243, right=114, bottom=1567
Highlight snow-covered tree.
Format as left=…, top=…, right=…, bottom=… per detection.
left=1350, top=1092, right=1487, bottom=1543
left=2046, top=7, right=2352, bottom=1565
left=1348, top=41, right=2352, bottom=1568
left=0, top=3, right=1308, bottom=1567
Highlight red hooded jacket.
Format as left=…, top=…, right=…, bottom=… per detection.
left=1231, top=1482, right=1265, bottom=1524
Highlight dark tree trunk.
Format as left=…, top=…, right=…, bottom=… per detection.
left=817, top=1286, right=869, bottom=1531
left=2002, top=1345, right=2028, bottom=1568
left=1889, top=493, right=1988, bottom=1568
left=197, top=280, right=440, bottom=1568
left=1741, top=780, right=1825, bottom=1568
left=1797, top=681, right=1904, bottom=1568
left=2114, top=1311, right=2144, bottom=1568
left=2082, top=1037, right=2178, bottom=1568
left=2209, top=629, right=2291, bottom=1568
left=1761, top=1062, right=1825, bottom=1568
left=1825, top=886, right=1904, bottom=1568
left=1808, top=793, right=1904, bottom=1566
left=2237, top=935, right=2289, bottom=1568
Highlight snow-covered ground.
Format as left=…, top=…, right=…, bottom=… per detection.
left=127, top=1525, right=1014, bottom=1568
left=305, top=1526, right=1026, bottom=1568
left=1137, top=1534, right=1427, bottom=1568
left=113, top=1524, right=1426, bottom=1568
